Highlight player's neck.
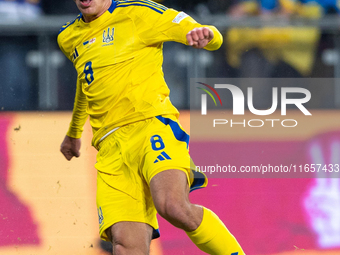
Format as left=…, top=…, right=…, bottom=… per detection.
left=82, top=0, right=112, bottom=23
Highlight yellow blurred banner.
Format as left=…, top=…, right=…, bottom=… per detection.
left=0, top=112, right=101, bottom=255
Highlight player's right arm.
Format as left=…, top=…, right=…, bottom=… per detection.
left=58, top=23, right=88, bottom=160
left=60, top=78, right=88, bottom=160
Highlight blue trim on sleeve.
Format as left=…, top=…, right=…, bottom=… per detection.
left=58, top=14, right=82, bottom=34
left=155, top=116, right=189, bottom=148
left=156, top=115, right=207, bottom=193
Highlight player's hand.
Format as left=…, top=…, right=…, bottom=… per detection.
left=186, top=27, right=214, bottom=49
left=60, top=135, right=81, bottom=161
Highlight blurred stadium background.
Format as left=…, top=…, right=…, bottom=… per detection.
left=1, top=0, right=340, bottom=254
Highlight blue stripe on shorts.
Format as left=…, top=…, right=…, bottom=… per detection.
left=155, top=116, right=189, bottom=148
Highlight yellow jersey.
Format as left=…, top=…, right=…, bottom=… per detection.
left=57, top=0, right=223, bottom=149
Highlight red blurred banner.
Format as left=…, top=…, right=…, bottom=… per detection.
left=159, top=130, right=340, bottom=254
left=0, top=114, right=40, bottom=247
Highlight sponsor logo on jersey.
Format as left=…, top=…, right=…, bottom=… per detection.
left=102, top=27, right=114, bottom=46
left=172, top=12, right=189, bottom=24
left=154, top=151, right=172, bottom=163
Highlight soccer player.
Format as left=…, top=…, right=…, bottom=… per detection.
left=58, top=0, right=245, bottom=254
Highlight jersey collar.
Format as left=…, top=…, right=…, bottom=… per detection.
left=108, top=0, right=117, bottom=13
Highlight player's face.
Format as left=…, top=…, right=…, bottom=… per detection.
left=74, top=0, right=112, bottom=22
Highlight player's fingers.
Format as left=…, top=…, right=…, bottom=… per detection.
left=186, top=33, right=194, bottom=46
left=207, top=29, right=214, bottom=40
left=187, top=28, right=213, bottom=48
left=189, top=29, right=199, bottom=42
left=61, top=149, right=73, bottom=161
left=192, top=41, right=199, bottom=48
left=200, top=27, right=214, bottom=41
left=65, top=154, right=73, bottom=161
left=73, top=149, right=80, bottom=158
left=204, top=28, right=214, bottom=41
left=202, top=27, right=210, bottom=38
left=196, top=28, right=205, bottom=40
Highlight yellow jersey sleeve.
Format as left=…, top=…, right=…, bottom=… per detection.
left=57, top=14, right=82, bottom=62
left=66, top=78, right=88, bottom=139
left=135, top=8, right=223, bottom=50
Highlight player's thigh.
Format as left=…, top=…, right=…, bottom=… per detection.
left=150, top=169, right=190, bottom=213
left=150, top=169, right=203, bottom=232
left=107, top=221, right=153, bottom=253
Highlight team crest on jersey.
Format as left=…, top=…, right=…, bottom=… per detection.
left=102, top=27, right=114, bottom=46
